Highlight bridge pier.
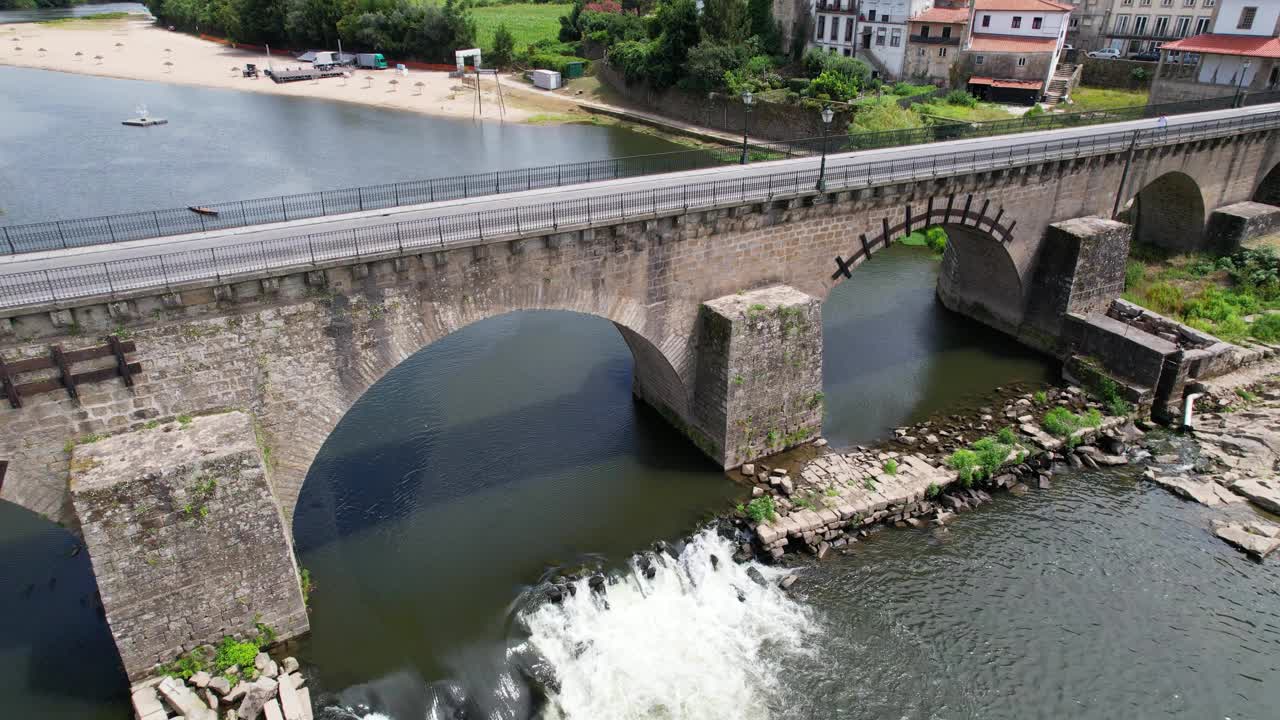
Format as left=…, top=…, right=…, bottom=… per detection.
left=681, top=286, right=825, bottom=468
left=69, top=411, right=308, bottom=681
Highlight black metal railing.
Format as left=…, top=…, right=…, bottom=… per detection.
left=4, top=89, right=1280, bottom=257
left=3, top=107, right=1279, bottom=312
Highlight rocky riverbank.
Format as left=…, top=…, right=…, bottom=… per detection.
left=131, top=652, right=312, bottom=720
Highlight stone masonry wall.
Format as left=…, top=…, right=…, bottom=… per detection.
left=1205, top=200, right=1280, bottom=254
left=696, top=286, right=824, bottom=467
left=1022, top=217, right=1132, bottom=351
left=2, top=128, right=1278, bottom=531
left=69, top=411, right=309, bottom=681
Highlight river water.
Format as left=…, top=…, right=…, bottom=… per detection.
left=2, top=64, right=1276, bottom=720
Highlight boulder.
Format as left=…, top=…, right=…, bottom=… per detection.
left=255, top=653, right=270, bottom=671
left=191, top=671, right=212, bottom=689
left=282, top=657, right=300, bottom=675
left=208, top=676, right=233, bottom=697
left=741, top=463, right=755, bottom=476
left=263, top=698, right=284, bottom=720
left=1151, top=475, right=1242, bottom=506
left=778, top=575, right=797, bottom=590
left=237, top=677, right=280, bottom=720
left=264, top=660, right=279, bottom=679
left=158, top=676, right=217, bottom=720
left=131, top=684, right=168, bottom=720
left=1214, top=521, right=1280, bottom=559
left=746, top=566, right=768, bottom=587
left=277, top=675, right=306, bottom=720
left=1228, top=477, right=1280, bottom=514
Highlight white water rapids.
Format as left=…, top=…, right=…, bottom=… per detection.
left=522, top=530, right=815, bottom=720
left=342, top=530, right=816, bottom=720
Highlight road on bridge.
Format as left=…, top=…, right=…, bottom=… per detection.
left=2, top=102, right=1278, bottom=310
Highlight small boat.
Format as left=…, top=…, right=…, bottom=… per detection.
left=188, top=206, right=219, bottom=216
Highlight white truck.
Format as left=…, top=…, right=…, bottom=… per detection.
left=312, top=51, right=338, bottom=69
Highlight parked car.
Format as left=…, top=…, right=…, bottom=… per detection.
left=1087, top=47, right=1121, bottom=59
left=1131, top=50, right=1161, bottom=62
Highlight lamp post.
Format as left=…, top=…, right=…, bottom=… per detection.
left=817, top=105, right=834, bottom=191
left=740, top=89, right=754, bottom=165
left=1236, top=59, right=1252, bottom=107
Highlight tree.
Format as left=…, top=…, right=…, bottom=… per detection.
left=490, top=22, right=515, bottom=67
left=699, top=0, right=750, bottom=44
left=644, top=0, right=699, bottom=88
left=745, top=0, right=778, bottom=53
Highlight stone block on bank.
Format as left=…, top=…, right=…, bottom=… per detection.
left=1205, top=201, right=1280, bottom=254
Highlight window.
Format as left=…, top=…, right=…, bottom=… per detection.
left=846, top=19, right=854, bottom=41
left=942, top=26, right=952, bottom=38
left=1017, top=56, right=1027, bottom=65
left=982, top=14, right=991, bottom=27
left=891, top=28, right=902, bottom=47
left=1194, top=16, right=1210, bottom=33
left=1121, top=0, right=1132, bottom=5
left=1154, top=16, right=1170, bottom=35
left=828, top=46, right=837, bottom=53
left=1012, top=16, right=1022, bottom=28
left=1174, top=16, right=1190, bottom=35
left=844, top=47, right=852, bottom=56
left=1183, top=0, right=1192, bottom=5
left=816, top=15, right=826, bottom=39
left=1114, top=14, right=1130, bottom=33
left=1071, top=17, right=1080, bottom=27
left=830, top=16, right=839, bottom=40
left=868, top=9, right=876, bottom=21
left=876, top=27, right=886, bottom=45
left=1204, top=0, right=1215, bottom=7
left=1160, top=0, right=1171, bottom=6
left=918, top=47, right=926, bottom=56
left=1033, top=17, right=1043, bottom=29
left=976, top=54, right=985, bottom=64
left=1140, top=0, right=1150, bottom=5
left=1134, top=15, right=1149, bottom=33
left=1238, top=6, right=1256, bottom=29
left=920, top=25, right=931, bottom=37
left=939, top=47, right=948, bottom=57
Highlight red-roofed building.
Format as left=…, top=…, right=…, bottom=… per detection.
left=1149, top=0, right=1280, bottom=103
left=954, top=0, right=1075, bottom=102
left=904, top=2, right=969, bottom=82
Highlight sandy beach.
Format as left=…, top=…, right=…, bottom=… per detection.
left=0, top=16, right=586, bottom=122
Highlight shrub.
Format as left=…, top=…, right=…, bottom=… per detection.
left=490, top=23, right=516, bottom=67
left=924, top=226, right=947, bottom=254
left=883, top=459, right=898, bottom=475
left=1024, top=104, right=1045, bottom=118
left=944, top=89, right=977, bottom=107
left=1252, top=313, right=1280, bottom=341
left=971, top=436, right=1011, bottom=478
left=528, top=53, right=590, bottom=75
left=926, top=482, right=941, bottom=499
left=745, top=496, right=776, bottom=524
left=1033, top=390, right=1048, bottom=404
left=997, top=426, right=1017, bottom=445
left=1042, top=406, right=1098, bottom=437
left=849, top=102, right=924, bottom=134
left=808, top=70, right=858, bottom=102
left=1143, top=282, right=1184, bottom=315
left=947, top=449, right=980, bottom=487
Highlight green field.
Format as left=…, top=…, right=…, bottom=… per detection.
left=1068, top=86, right=1150, bottom=111
left=472, top=3, right=572, bottom=53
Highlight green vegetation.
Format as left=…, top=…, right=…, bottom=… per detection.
left=1033, top=390, right=1048, bottom=404
left=37, top=11, right=134, bottom=23
left=900, top=226, right=948, bottom=256
left=177, top=414, right=193, bottom=428
left=744, top=495, right=776, bottom=523
left=1123, top=246, right=1280, bottom=343
left=913, top=98, right=1017, bottom=123
left=882, top=459, right=898, bottom=475
left=1068, top=86, right=1149, bottom=112
left=925, top=482, right=941, bottom=499
left=848, top=101, right=924, bottom=134
left=1041, top=406, right=1102, bottom=438
left=947, top=431, right=1022, bottom=487
left=1236, top=387, right=1258, bottom=402
left=793, top=493, right=817, bottom=510
left=299, top=567, right=313, bottom=606
left=160, top=622, right=277, bottom=682
left=1093, top=376, right=1133, bottom=418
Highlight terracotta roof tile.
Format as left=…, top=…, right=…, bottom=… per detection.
left=968, top=33, right=1059, bottom=53
left=911, top=7, right=969, bottom=23
left=1160, top=33, right=1280, bottom=59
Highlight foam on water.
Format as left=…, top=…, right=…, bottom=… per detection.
left=523, top=529, right=816, bottom=720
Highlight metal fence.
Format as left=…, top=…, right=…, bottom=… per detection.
left=4, top=108, right=1279, bottom=312
left=5, top=90, right=1280, bottom=256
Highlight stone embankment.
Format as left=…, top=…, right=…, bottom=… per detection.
left=747, top=386, right=1135, bottom=560
left=131, top=654, right=311, bottom=720
left=1142, top=364, right=1280, bottom=559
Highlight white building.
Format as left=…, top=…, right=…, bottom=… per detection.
left=960, top=0, right=1074, bottom=101
left=811, top=0, right=936, bottom=78
left=1154, top=0, right=1280, bottom=102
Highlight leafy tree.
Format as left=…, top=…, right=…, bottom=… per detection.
left=490, top=22, right=515, bottom=66
left=699, top=0, right=750, bottom=44
left=807, top=70, right=857, bottom=102
left=745, top=0, right=778, bottom=53
left=644, top=0, right=699, bottom=88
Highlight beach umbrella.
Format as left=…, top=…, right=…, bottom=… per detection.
left=74, top=51, right=84, bottom=61
left=94, top=54, right=104, bottom=64
left=163, top=60, right=174, bottom=73
left=164, top=48, right=172, bottom=55
left=414, top=81, right=425, bottom=96
left=38, top=48, right=46, bottom=56
left=364, top=75, right=374, bottom=88
left=13, top=47, right=20, bottom=53
left=230, top=65, right=239, bottom=76
left=388, top=78, right=399, bottom=92
left=9, top=37, right=18, bottom=43
left=115, top=42, right=124, bottom=51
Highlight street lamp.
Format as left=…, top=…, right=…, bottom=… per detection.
left=740, top=89, right=754, bottom=164
left=1236, top=59, right=1252, bottom=107
left=817, top=105, right=835, bottom=191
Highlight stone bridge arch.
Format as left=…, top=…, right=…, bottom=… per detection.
left=827, top=193, right=1024, bottom=334
left=1127, top=171, right=1207, bottom=252
left=1252, top=161, right=1280, bottom=205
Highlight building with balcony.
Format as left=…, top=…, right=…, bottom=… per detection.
left=956, top=0, right=1075, bottom=102
left=810, top=0, right=936, bottom=79
left=904, top=3, right=968, bottom=82
left=1094, top=0, right=1219, bottom=57
left=1151, top=0, right=1280, bottom=102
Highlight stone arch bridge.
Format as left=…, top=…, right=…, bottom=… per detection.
left=2, top=104, right=1280, bottom=681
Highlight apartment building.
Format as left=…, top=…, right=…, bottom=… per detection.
left=1098, top=0, right=1219, bottom=56
left=956, top=0, right=1075, bottom=101
left=903, top=2, right=968, bottom=82
left=811, top=0, right=936, bottom=78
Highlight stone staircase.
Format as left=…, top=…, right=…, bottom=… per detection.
left=1045, top=62, right=1077, bottom=104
